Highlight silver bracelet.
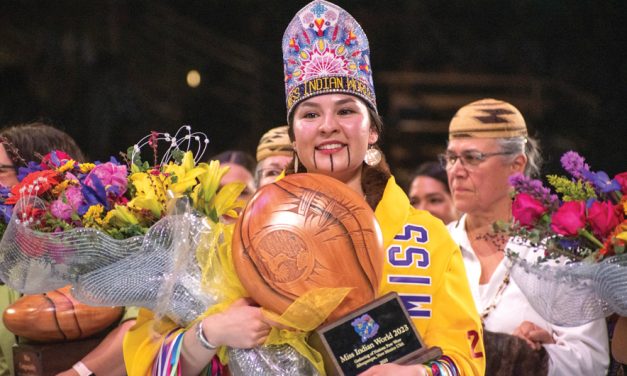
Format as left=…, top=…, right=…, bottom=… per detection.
left=72, top=361, right=94, bottom=376
left=195, top=319, right=218, bottom=350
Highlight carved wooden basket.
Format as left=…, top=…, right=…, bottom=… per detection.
left=233, top=173, right=384, bottom=322
left=3, top=285, right=124, bottom=342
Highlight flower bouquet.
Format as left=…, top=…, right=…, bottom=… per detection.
left=0, top=126, right=247, bottom=325
left=497, top=151, right=626, bottom=326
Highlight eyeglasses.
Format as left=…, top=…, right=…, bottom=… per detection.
left=438, top=150, right=513, bottom=170
left=256, top=167, right=284, bottom=181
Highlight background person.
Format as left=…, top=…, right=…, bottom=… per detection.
left=0, top=122, right=137, bottom=376
left=210, top=150, right=256, bottom=202
left=408, top=161, right=459, bottom=225
left=254, top=125, right=292, bottom=188
left=444, top=98, right=609, bottom=376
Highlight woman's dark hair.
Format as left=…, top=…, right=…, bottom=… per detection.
left=0, top=122, right=86, bottom=166
left=286, top=104, right=391, bottom=210
left=410, top=161, right=450, bottom=193
left=210, top=150, right=256, bottom=174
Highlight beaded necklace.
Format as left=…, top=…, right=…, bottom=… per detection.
left=479, top=269, right=511, bottom=322
left=468, top=225, right=512, bottom=322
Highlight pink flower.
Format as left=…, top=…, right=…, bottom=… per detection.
left=587, top=201, right=622, bottom=238
left=85, top=162, right=128, bottom=196
left=550, top=201, right=586, bottom=236
left=65, top=186, right=84, bottom=209
left=512, top=193, right=547, bottom=229
left=50, top=186, right=83, bottom=221
left=50, top=199, right=73, bottom=220
left=614, top=172, right=627, bottom=194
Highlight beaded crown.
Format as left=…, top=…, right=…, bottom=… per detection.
left=282, top=0, right=376, bottom=118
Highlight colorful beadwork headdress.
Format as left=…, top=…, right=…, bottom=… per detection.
left=282, top=0, right=376, bottom=119
left=449, top=98, right=528, bottom=140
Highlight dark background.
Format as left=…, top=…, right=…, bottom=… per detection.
left=1, top=0, right=625, bottom=188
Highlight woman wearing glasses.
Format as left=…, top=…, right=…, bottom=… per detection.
left=254, top=125, right=293, bottom=188
left=444, top=99, right=609, bottom=375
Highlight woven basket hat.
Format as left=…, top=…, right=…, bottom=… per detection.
left=449, top=98, right=528, bottom=139
left=256, top=126, right=293, bottom=162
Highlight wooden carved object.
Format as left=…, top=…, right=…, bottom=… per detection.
left=3, top=285, right=124, bottom=342
left=233, top=173, right=384, bottom=322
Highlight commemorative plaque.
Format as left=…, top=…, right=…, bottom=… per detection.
left=309, top=292, right=442, bottom=376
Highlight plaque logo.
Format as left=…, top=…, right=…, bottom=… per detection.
left=351, top=314, right=380, bottom=343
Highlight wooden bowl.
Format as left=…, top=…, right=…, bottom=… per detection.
left=3, top=285, right=124, bottom=342
left=233, top=173, right=384, bottom=322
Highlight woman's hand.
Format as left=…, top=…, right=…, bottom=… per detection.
left=203, top=298, right=273, bottom=348
left=512, top=320, right=555, bottom=350
left=357, top=363, right=427, bottom=376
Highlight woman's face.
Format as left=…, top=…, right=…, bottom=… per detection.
left=409, top=175, right=458, bottom=224
left=0, top=144, right=18, bottom=188
left=256, top=155, right=292, bottom=188
left=220, top=163, right=256, bottom=202
left=292, top=94, right=377, bottom=185
left=446, top=138, right=523, bottom=215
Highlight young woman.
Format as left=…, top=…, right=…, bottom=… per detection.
left=408, top=161, right=459, bottom=225
left=124, top=2, right=485, bottom=375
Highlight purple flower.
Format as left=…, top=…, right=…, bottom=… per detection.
left=583, top=170, right=621, bottom=194
left=79, top=175, right=108, bottom=215
left=509, top=173, right=558, bottom=208
left=0, top=185, right=13, bottom=223
left=560, top=151, right=590, bottom=180
left=17, top=161, right=43, bottom=182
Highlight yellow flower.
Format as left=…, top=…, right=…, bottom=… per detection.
left=163, top=160, right=205, bottom=195
left=617, top=222, right=627, bottom=242
left=131, top=172, right=168, bottom=201
left=214, top=182, right=246, bottom=219
left=51, top=180, right=72, bottom=196
left=128, top=196, right=163, bottom=218
left=106, top=205, right=139, bottom=227
left=57, top=160, right=76, bottom=173
left=79, top=163, right=96, bottom=174
left=127, top=172, right=171, bottom=218
left=191, top=161, right=231, bottom=219
left=83, top=204, right=105, bottom=228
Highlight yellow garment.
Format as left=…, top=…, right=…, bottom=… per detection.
left=0, top=286, right=20, bottom=376
left=124, top=175, right=485, bottom=375
left=376, top=177, right=486, bottom=375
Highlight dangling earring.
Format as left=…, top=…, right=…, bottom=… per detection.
left=293, top=152, right=299, bottom=173
left=364, top=145, right=382, bottom=166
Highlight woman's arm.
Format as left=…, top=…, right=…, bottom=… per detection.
left=56, top=319, right=137, bottom=376
left=179, top=298, right=272, bottom=376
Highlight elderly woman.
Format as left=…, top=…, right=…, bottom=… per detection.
left=444, top=98, right=609, bottom=375
left=254, top=125, right=293, bottom=188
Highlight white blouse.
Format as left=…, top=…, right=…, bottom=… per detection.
left=448, top=215, right=609, bottom=376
